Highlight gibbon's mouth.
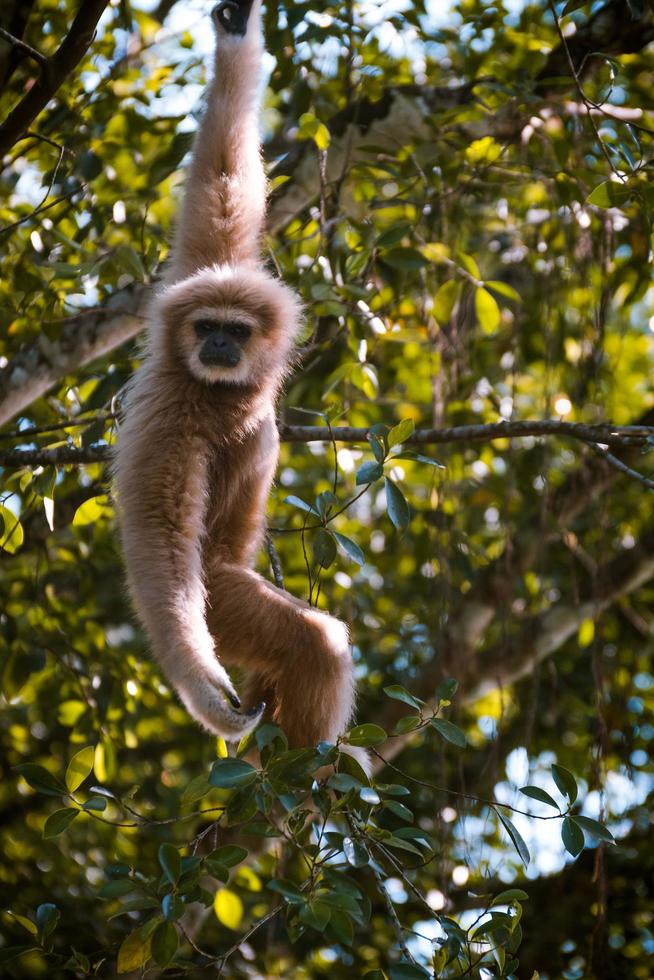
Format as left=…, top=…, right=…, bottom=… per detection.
left=199, top=348, right=241, bottom=368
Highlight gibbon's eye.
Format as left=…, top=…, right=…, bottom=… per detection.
left=193, top=319, right=218, bottom=338
left=223, top=321, right=251, bottom=342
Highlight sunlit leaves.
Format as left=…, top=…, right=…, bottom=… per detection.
left=475, top=287, right=501, bottom=334
left=72, top=495, right=112, bottom=527
left=117, top=925, right=153, bottom=974
left=297, top=112, right=330, bottom=151
left=214, top=888, right=243, bottom=929
left=65, top=746, right=95, bottom=793
left=0, top=503, right=24, bottom=553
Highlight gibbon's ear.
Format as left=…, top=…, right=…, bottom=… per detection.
left=212, top=0, right=254, bottom=36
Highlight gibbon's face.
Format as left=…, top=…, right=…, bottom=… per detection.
left=181, top=305, right=269, bottom=385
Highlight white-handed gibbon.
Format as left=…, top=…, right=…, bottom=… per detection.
left=113, top=0, right=357, bottom=749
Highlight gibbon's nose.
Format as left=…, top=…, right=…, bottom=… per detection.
left=199, top=334, right=241, bottom=368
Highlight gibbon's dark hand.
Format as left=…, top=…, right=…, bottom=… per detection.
left=212, top=0, right=254, bottom=36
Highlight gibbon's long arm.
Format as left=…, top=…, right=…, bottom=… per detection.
left=115, top=419, right=263, bottom=738
left=170, top=0, right=265, bottom=280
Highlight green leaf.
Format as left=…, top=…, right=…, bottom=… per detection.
left=586, top=179, right=631, bottom=208
left=72, top=495, right=111, bottom=527
left=573, top=816, right=616, bottom=844
left=392, top=450, right=445, bottom=468
left=209, top=845, right=248, bottom=868
left=437, top=678, right=459, bottom=702
left=284, top=495, right=320, bottom=516
left=158, top=844, right=181, bottom=885
left=385, top=477, right=410, bottom=531
left=151, top=921, right=178, bottom=967
left=383, top=685, right=424, bottom=709
left=332, top=532, right=365, bottom=566
left=433, top=279, right=460, bottom=324
left=356, top=460, right=384, bottom=485
left=561, top=816, right=585, bottom=857
left=7, top=912, right=38, bottom=936
left=117, top=926, right=152, bottom=974
left=0, top=946, right=36, bottom=963
left=180, top=774, right=212, bottom=804
left=315, top=490, right=338, bottom=518
left=268, top=879, right=304, bottom=904
left=383, top=247, right=428, bottom=271
left=313, top=528, right=337, bottom=569
left=486, top=279, right=521, bottom=302
left=328, top=772, right=363, bottom=792
left=347, top=723, right=386, bottom=747
left=15, top=764, right=67, bottom=798
left=390, top=963, right=430, bottom=979
left=65, top=746, right=95, bottom=793
left=388, top=418, right=415, bottom=448
left=214, top=888, right=243, bottom=929
left=82, top=796, right=107, bottom=812
left=498, top=811, right=530, bottom=868
left=43, top=807, right=79, bottom=838
left=36, top=903, right=59, bottom=939
left=210, top=759, right=258, bottom=789
left=430, top=717, right=466, bottom=747
left=377, top=223, right=412, bottom=248
left=551, top=764, right=578, bottom=805
left=162, top=894, right=185, bottom=921
left=297, top=111, right=330, bottom=150
left=383, top=800, right=413, bottom=822
left=343, top=837, right=369, bottom=867
left=0, top=504, right=24, bottom=553
left=359, top=787, right=381, bottom=805
left=491, top=888, right=529, bottom=906
left=475, top=287, right=501, bottom=334
left=519, top=786, right=560, bottom=810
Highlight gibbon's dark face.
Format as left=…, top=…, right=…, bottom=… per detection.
left=194, top=318, right=251, bottom=369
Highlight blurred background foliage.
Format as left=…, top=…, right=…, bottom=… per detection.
left=1, top=0, right=654, bottom=977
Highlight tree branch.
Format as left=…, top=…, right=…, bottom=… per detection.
left=375, top=531, right=654, bottom=769
left=0, top=0, right=111, bottom=159
left=0, top=284, right=148, bottom=429
left=1, top=421, right=653, bottom=468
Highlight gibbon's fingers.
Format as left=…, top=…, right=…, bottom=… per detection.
left=179, top=667, right=266, bottom=738
left=212, top=0, right=254, bottom=36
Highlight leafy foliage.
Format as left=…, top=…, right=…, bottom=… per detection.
left=1, top=0, right=654, bottom=978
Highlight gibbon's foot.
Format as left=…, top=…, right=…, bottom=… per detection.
left=211, top=0, right=254, bottom=36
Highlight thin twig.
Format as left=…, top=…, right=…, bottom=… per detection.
left=0, top=27, right=47, bottom=67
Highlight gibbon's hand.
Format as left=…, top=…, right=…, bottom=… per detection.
left=211, top=0, right=254, bottom=36
left=181, top=658, right=266, bottom=738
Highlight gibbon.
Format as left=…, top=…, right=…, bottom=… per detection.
left=113, top=0, right=357, bottom=749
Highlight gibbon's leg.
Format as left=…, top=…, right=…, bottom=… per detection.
left=206, top=563, right=356, bottom=747
left=169, top=0, right=266, bottom=281
left=115, top=432, right=265, bottom=739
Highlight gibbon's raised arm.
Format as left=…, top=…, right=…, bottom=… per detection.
left=170, top=0, right=265, bottom=280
